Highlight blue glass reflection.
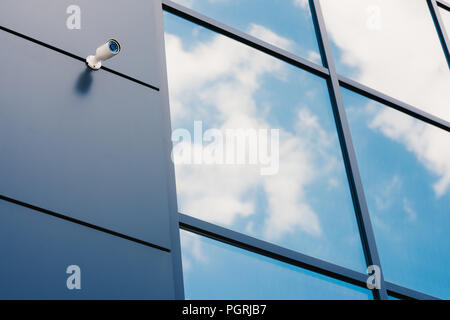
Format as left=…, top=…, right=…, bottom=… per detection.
left=181, top=230, right=372, bottom=300
left=170, top=0, right=322, bottom=64
left=341, top=87, right=450, bottom=299
left=164, top=13, right=366, bottom=272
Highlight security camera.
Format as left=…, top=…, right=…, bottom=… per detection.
left=86, top=39, right=121, bottom=70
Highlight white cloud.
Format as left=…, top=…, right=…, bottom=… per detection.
left=320, top=0, right=450, bottom=197
left=248, top=24, right=293, bottom=51
left=307, top=51, right=322, bottom=64
left=180, top=231, right=208, bottom=272
left=262, top=121, right=322, bottom=239
left=368, top=106, right=450, bottom=197
left=374, top=175, right=402, bottom=211
left=402, top=197, right=417, bottom=222
left=293, top=0, right=309, bottom=9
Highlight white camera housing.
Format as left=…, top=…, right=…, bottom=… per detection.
left=86, top=39, right=121, bottom=70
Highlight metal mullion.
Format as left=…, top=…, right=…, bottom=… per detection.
left=308, top=0, right=387, bottom=300
left=429, top=0, right=450, bottom=68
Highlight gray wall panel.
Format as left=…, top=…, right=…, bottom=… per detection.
left=0, top=199, right=175, bottom=299
left=0, top=29, right=171, bottom=248
left=0, top=0, right=162, bottom=87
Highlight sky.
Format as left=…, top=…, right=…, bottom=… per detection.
left=164, top=0, right=450, bottom=299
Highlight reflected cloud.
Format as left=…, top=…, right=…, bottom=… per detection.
left=402, top=198, right=417, bottom=223
left=374, top=175, right=402, bottom=211
left=368, top=105, right=450, bottom=197
left=293, top=0, right=308, bottom=8
left=180, top=231, right=208, bottom=272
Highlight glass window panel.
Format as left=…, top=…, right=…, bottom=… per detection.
left=164, top=13, right=366, bottom=272
left=341, top=87, right=450, bottom=299
left=180, top=230, right=372, bottom=300
left=320, top=0, right=450, bottom=122
left=169, top=0, right=322, bottom=64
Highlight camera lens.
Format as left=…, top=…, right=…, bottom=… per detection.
left=108, top=40, right=120, bottom=53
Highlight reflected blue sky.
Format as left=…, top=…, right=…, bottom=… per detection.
left=171, top=0, right=322, bottom=64
left=181, top=230, right=372, bottom=300
left=341, top=87, right=450, bottom=299
left=164, top=12, right=366, bottom=273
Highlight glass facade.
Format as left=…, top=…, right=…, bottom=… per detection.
left=163, top=0, right=450, bottom=300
